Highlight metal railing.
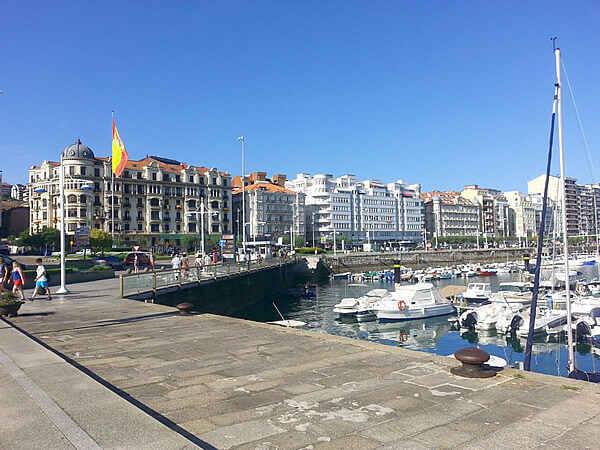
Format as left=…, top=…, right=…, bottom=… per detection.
left=119, top=256, right=298, bottom=298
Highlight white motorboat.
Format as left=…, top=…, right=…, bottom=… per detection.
left=374, top=283, right=455, bottom=322
left=488, top=282, right=534, bottom=305
left=333, top=289, right=389, bottom=321
left=462, top=283, right=492, bottom=304
left=459, top=303, right=522, bottom=331
left=498, top=306, right=569, bottom=337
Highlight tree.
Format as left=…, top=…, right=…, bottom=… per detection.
left=18, top=230, right=45, bottom=251
left=206, top=233, right=222, bottom=251
left=90, top=229, right=113, bottom=253
left=41, top=228, right=59, bottom=250
left=181, top=234, right=198, bottom=251
left=294, top=236, right=305, bottom=248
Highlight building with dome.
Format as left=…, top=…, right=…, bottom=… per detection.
left=28, top=139, right=232, bottom=248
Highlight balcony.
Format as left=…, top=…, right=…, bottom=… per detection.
left=163, top=217, right=171, bottom=222
left=123, top=202, right=131, bottom=208
left=123, top=216, right=132, bottom=221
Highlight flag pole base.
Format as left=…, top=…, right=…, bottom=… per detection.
left=56, top=286, right=70, bottom=294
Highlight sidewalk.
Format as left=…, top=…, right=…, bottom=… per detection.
left=0, top=319, right=198, bottom=449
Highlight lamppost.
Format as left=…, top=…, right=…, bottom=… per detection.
left=312, top=211, right=316, bottom=247
left=57, top=153, right=68, bottom=294
left=237, top=136, right=246, bottom=256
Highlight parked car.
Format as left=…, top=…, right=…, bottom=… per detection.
left=124, top=252, right=150, bottom=267
left=92, top=255, right=125, bottom=270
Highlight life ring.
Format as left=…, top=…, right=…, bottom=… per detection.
left=399, top=331, right=408, bottom=342
left=398, top=300, right=407, bottom=311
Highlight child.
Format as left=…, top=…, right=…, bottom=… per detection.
left=11, top=261, right=26, bottom=301
left=31, top=258, right=52, bottom=301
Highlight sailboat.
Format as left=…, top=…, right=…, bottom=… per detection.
left=524, top=45, right=600, bottom=382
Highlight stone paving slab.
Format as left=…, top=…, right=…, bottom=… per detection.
left=5, top=278, right=600, bottom=449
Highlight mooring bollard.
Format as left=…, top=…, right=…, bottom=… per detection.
left=176, top=302, right=194, bottom=316
left=451, top=347, right=496, bottom=378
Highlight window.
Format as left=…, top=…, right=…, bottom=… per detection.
left=150, top=224, right=159, bottom=232
left=68, top=223, right=77, bottom=232
left=188, top=200, right=196, bottom=208
left=188, top=223, right=196, bottom=232
left=212, top=178, right=217, bottom=185
left=137, top=198, right=143, bottom=207
left=43, top=212, right=47, bottom=220
left=151, top=211, right=159, bottom=220
left=68, top=209, right=77, bottom=217
left=137, top=172, right=142, bottom=179
left=80, top=194, right=86, bottom=203
left=68, top=194, right=77, bottom=203
left=42, top=199, right=47, bottom=207
left=150, top=198, right=159, bottom=206
left=199, top=177, right=204, bottom=185
left=163, top=174, right=170, bottom=182
left=124, top=170, right=129, bottom=178
left=138, top=223, right=143, bottom=230
left=80, top=209, right=86, bottom=217
left=124, top=224, right=130, bottom=230
left=212, top=224, right=219, bottom=232
left=69, top=166, right=75, bottom=175
left=152, top=172, right=157, bottom=181
left=211, top=201, right=218, bottom=209
left=165, top=224, right=170, bottom=231
left=222, top=179, right=227, bottom=186
left=175, top=175, right=181, bottom=182
left=94, top=168, right=100, bottom=177
left=124, top=184, right=130, bottom=194
left=189, top=176, right=194, bottom=183
left=176, top=224, right=181, bottom=231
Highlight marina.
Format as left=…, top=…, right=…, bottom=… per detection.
left=239, top=265, right=600, bottom=379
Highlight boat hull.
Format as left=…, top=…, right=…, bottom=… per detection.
left=377, top=304, right=455, bottom=322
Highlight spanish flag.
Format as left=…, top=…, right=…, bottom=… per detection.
left=112, top=118, right=129, bottom=177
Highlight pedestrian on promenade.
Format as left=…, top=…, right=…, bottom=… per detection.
left=149, top=250, right=155, bottom=271
left=194, top=252, right=203, bottom=268
left=181, top=253, right=189, bottom=279
left=0, top=256, right=10, bottom=293
left=133, top=253, right=140, bottom=273
left=171, top=253, right=181, bottom=270
left=11, top=262, right=26, bottom=301
left=30, top=258, right=52, bottom=301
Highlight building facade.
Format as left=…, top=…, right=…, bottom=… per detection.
left=232, top=172, right=305, bottom=245
left=28, top=139, right=232, bottom=247
left=462, top=185, right=509, bottom=238
left=504, top=191, right=537, bottom=239
left=422, top=191, right=480, bottom=238
left=286, top=173, right=423, bottom=247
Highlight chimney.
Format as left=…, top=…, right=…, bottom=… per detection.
left=251, top=172, right=267, bottom=183
left=271, top=174, right=287, bottom=187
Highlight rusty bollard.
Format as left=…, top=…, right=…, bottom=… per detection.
left=176, top=302, right=194, bottom=316
left=451, top=347, right=496, bottom=378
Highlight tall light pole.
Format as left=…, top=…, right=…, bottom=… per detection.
left=57, top=153, right=69, bottom=294
left=200, top=200, right=205, bottom=255
left=237, top=136, right=246, bottom=256
left=312, top=211, right=316, bottom=247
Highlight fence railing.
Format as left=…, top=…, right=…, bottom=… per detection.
left=119, top=256, right=297, bottom=298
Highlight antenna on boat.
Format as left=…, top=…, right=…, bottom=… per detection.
left=550, top=36, right=558, bottom=52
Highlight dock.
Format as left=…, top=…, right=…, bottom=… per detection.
left=3, top=278, right=600, bottom=449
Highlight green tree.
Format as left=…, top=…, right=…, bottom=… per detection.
left=41, top=228, right=60, bottom=250
left=181, top=234, right=198, bottom=251
left=294, top=235, right=305, bottom=248
left=90, top=229, right=113, bottom=253
left=206, top=233, right=222, bottom=251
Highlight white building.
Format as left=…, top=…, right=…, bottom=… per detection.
left=10, top=184, right=27, bottom=201
left=286, top=173, right=423, bottom=247
left=504, top=191, right=537, bottom=239
left=28, top=139, right=232, bottom=247
left=422, top=192, right=480, bottom=238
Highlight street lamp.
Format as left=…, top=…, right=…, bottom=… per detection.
left=237, top=136, right=246, bottom=256
left=312, top=211, right=316, bottom=247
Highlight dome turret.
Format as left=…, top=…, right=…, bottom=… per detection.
left=62, top=139, right=95, bottom=160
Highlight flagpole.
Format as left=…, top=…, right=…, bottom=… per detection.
left=111, top=111, right=115, bottom=247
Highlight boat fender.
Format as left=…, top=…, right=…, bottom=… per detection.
left=398, top=300, right=407, bottom=311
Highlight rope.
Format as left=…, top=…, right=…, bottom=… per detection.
left=561, top=58, right=598, bottom=183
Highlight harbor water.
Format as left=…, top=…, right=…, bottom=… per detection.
left=239, top=267, right=600, bottom=378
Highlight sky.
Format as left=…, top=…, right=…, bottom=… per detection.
left=2, top=1, right=600, bottom=193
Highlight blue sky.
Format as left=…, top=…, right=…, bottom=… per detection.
left=2, top=1, right=599, bottom=192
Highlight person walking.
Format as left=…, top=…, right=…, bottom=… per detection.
left=30, top=258, right=52, bottom=301
left=11, top=262, right=26, bottom=301
left=0, top=256, right=10, bottom=293
left=133, top=253, right=140, bottom=273
left=181, top=253, right=189, bottom=279
left=149, top=250, right=155, bottom=271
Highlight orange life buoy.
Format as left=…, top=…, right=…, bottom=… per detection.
left=398, top=300, right=407, bottom=311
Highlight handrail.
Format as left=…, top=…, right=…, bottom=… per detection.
left=119, top=255, right=298, bottom=298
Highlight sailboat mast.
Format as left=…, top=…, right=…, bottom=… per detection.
left=555, top=47, right=575, bottom=373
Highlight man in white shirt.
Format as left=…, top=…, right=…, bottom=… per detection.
left=31, top=258, right=52, bottom=301
left=171, top=254, right=181, bottom=270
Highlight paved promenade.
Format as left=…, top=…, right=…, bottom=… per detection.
left=4, top=278, right=600, bottom=449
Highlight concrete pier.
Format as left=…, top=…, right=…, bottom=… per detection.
left=3, top=278, right=600, bottom=449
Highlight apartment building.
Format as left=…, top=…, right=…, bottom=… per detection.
left=503, top=191, right=537, bottom=239
left=28, top=139, right=232, bottom=246
left=422, top=191, right=480, bottom=238
left=232, top=172, right=305, bottom=243
left=462, top=185, right=509, bottom=237
left=286, top=173, right=423, bottom=246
